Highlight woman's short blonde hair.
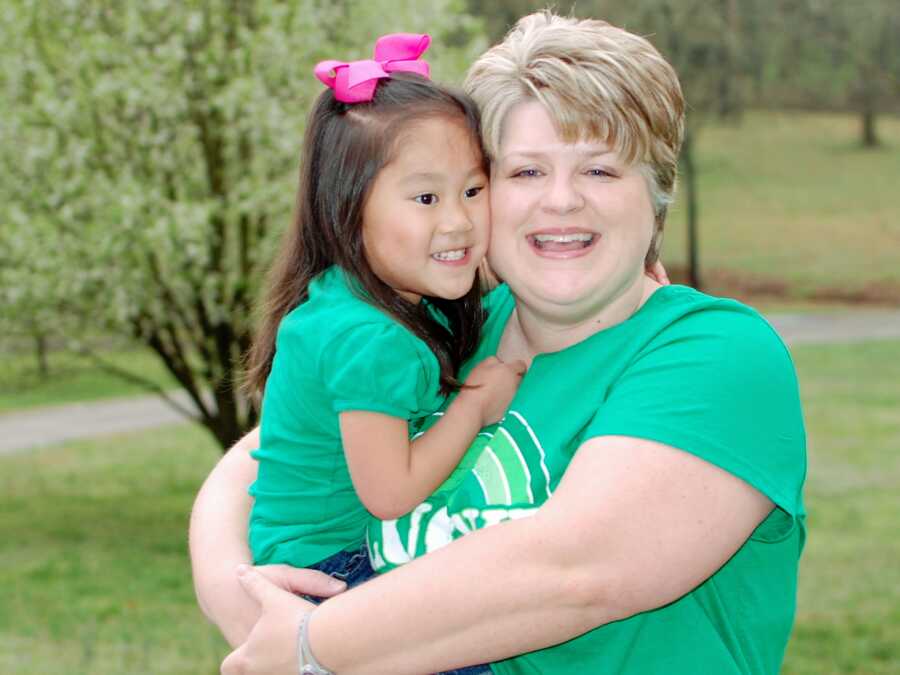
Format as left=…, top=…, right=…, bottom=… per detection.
left=465, top=11, right=685, bottom=264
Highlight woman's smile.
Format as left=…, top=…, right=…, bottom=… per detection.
left=526, top=228, right=600, bottom=258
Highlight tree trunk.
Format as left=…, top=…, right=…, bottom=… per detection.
left=681, top=129, right=702, bottom=290
left=34, top=332, right=49, bottom=378
left=861, top=107, right=879, bottom=148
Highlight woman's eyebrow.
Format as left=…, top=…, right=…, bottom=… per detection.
left=499, top=147, right=616, bottom=162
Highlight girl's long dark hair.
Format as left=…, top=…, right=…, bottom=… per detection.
left=244, top=74, right=488, bottom=396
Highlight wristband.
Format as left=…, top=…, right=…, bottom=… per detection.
left=298, top=611, right=335, bottom=675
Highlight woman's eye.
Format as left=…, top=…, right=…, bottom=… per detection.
left=512, top=168, right=541, bottom=178
left=414, top=193, right=438, bottom=205
left=586, top=168, right=614, bottom=178
left=464, top=185, right=484, bottom=199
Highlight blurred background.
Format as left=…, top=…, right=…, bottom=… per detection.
left=1, top=1, right=897, bottom=673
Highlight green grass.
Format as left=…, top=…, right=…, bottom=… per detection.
left=0, top=347, right=177, bottom=413
left=0, top=341, right=897, bottom=674
left=662, top=110, right=900, bottom=301
left=782, top=340, right=900, bottom=674
left=0, top=424, right=226, bottom=675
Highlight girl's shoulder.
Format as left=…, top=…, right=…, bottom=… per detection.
left=282, top=266, right=400, bottom=335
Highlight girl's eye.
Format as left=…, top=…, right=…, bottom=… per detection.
left=512, top=168, right=541, bottom=178
left=414, top=193, right=438, bottom=205
left=464, top=185, right=484, bottom=199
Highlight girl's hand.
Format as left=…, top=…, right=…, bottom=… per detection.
left=221, top=566, right=315, bottom=675
left=460, top=356, right=527, bottom=425
left=646, top=260, right=670, bottom=285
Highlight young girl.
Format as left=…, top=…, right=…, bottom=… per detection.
left=243, top=34, right=524, bottom=595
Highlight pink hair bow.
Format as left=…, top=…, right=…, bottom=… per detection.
left=314, top=33, right=431, bottom=103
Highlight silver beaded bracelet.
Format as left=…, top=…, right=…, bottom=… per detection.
left=298, top=611, right=335, bottom=675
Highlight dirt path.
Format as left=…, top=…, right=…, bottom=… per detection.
left=3, top=309, right=900, bottom=454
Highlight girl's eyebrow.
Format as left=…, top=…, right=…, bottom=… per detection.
left=403, top=166, right=487, bottom=182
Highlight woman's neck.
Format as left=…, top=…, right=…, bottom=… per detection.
left=498, top=278, right=661, bottom=364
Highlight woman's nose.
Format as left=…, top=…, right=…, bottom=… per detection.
left=541, top=176, right=585, bottom=214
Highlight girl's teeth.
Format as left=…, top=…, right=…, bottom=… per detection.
left=432, top=249, right=466, bottom=261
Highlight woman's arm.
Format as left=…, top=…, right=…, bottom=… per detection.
left=189, top=427, right=344, bottom=646
left=341, top=357, right=524, bottom=519
left=223, top=434, right=772, bottom=674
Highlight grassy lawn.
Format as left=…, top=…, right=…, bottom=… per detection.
left=0, top=347, right=177, bottom=413
left=1, top=340, right=898, bottom=673
left=782, top=340, right=900, bottom=674
left=0, top=424, right=226, bottom=675
left=662, top=110, right=900, bottom=302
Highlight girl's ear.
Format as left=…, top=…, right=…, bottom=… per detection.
left=479, top=258, right=501, bottom=294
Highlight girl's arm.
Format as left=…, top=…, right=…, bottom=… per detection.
left=223, top=434, right=772, bottom=674
left=340, top=356, right=525, bottom=520
left=189, top=428, right=344, bottom=646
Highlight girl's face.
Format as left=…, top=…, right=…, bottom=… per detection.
left=488, top=101, right=655, bottom=324
left=362, top=117, right=489, bottom=304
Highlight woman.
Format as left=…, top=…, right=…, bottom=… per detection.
left=191, top=11, right=806, bottom=674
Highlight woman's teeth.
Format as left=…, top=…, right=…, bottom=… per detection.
left=432, top=249, right=466, bottom=261
left=530, top=233, right=595, bottom=249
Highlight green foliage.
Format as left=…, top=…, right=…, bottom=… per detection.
left=1, top=0, right=486, bottom=448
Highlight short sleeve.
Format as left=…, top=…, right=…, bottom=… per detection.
left=321, top=321, right=442, bottom=419
left=585, top=308, right=806, bottom=518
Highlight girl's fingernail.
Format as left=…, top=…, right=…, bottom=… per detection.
left=236, top=564, right=250, bottom=577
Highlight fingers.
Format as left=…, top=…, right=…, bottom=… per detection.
left=256, top=564, right=346, bottom=597
left=648, top=260, right=670, bottom=285
left=221, top=644, right=246, bottom=675
left=236, top=564, right=286, bottom=605
left=507, top=359, right=527, bottom=376
left=282, top=567, right=346, bottom=598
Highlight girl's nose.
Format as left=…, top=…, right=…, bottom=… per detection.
left=438, top=199, right=475, bottom=234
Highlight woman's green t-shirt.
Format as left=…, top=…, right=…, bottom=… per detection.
left=368, top=283, right=806, bottom=675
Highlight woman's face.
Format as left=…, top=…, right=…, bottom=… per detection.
left=488, top=101, right=655, bottom=323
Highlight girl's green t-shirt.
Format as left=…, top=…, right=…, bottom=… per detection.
left=249, top=266, right=444, bottom=567
left=368, top=283, right=806, bottom=675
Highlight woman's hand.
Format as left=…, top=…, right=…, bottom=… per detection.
left=221, top=566, right=316, bottom=675
left=255, top=564, right=347, bottom=599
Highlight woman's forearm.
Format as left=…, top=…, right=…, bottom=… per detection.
left=189, top=428, right=260, bottom=646
left=308, top=435, right=772, bottom=674
left=311, top=512, right=600, bottom=674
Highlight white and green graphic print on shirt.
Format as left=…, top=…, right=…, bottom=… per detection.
left=368, top=408, right=551, bottom=572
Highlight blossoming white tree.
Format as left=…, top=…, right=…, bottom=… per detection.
left=1, top=0, right=484, bottom=448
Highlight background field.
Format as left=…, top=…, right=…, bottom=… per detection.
left=2, top=338, right=898, bottom=674
left=0, top=347, right=176, bottom=413
left=662, top=111, right=900, bottom=303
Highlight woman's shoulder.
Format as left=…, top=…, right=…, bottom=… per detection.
left=645, top=285, right=788, bottom=355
